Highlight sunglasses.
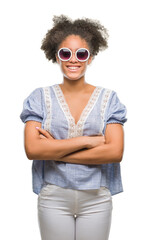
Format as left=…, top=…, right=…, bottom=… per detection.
left=57, top=48, right=90, bottom=62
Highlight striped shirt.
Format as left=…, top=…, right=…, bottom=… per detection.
left=20, top=84, right=127, bottom=195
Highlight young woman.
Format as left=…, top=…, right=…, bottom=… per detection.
left=20, top=15, right=127, bottom=240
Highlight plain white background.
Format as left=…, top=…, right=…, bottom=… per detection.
left=0, top=0, right=147, bottom=239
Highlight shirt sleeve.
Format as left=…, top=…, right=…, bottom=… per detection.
left=106, top=91, right=127, bottom=125
left=20, top=88, right=44, bottom=123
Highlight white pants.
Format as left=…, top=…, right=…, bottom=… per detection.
left=38, top=184, right=113, bottom=240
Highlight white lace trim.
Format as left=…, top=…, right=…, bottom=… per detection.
left=53, top=84, right=102, bottom=138
left=75, top=86, right=102, bottom=137
left=43, top=87, right=51, bottom=132
left=100, top=88, right=112, bottom=133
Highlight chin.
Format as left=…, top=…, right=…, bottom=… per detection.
left=64, top=73, right=85, bottom=81
left=66, top=77, right=83, bottom=81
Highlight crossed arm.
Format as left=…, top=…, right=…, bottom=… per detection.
left=59, top=124, right=124, bottom=164
left=24, top=121, right=124, bottom=164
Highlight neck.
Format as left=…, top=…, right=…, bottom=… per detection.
left=60, top=76, right=88, bottom=93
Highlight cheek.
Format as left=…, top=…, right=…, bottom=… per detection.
left=57, top=60, right=64, bottom=71
left=82, top=62, right=88, bottom=72
left=59, top=62, right=66, bottom=73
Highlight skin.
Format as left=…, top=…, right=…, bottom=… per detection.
left=56, top=35, right=92, bottom=87
left=24, top=34, right=124, bottom=164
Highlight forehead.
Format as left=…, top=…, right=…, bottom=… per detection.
left=59, top=35, right=89, bottom=50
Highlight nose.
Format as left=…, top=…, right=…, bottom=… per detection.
left=69, top=52, right=78, bottom=62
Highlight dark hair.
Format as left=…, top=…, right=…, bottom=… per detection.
left=41, top=15, right=109, bottom=63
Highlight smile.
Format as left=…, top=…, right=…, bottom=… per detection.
left=68, top=67, right=80, bottom=69
left=67, top=66, right=81, bottom=71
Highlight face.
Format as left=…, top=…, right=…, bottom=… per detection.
left=56, top=35, right=92, bottom=81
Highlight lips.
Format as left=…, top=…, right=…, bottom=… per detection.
left=68, top=66, right=80, bottom=70
left=66, top=65, right=81, bottom=71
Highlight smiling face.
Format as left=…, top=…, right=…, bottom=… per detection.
left=56, top=35, right=92, bottom=82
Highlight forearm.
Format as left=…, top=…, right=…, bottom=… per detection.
left=58, top=143, right=123, bottom=165
left=26, top=136, right=88, bottom=160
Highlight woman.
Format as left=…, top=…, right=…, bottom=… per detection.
left=20, top=15, right=127, bottom=240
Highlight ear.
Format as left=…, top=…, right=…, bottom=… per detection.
left=88, top=56, right=93, bottom=65
left=56, top=54, right=60, bottom=64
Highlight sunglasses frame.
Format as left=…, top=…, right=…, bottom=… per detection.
left=57, top=47, right=90, bottom=62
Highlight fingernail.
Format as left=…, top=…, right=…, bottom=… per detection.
left=36, top=127, right=39, bottom=129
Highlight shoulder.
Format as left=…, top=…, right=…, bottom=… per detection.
left=30, top=85, right=55, bottom=98
left=25, top=87, right=44, bottom=97
left=103, top=88, right=127, bottom=125
left=95, top=85, right=114, bottom=102
left=95, top=85, right=113, bottom=92
left=20, top=87, right=45, bottom=123
left=98, top=86, right=126, bottom=109
left=22, top=86, right=51, bottom=110
left=97, top=86, right=118, bottom=99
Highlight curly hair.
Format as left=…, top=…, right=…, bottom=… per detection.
left=41, top=15, right=109, bottom=63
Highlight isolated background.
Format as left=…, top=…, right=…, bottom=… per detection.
left=0, top=0, right=146, bottom=239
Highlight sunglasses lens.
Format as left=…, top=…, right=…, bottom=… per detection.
left=59, top=49, right=71, bottom=61
left=77, top=49, right=89, bottom=61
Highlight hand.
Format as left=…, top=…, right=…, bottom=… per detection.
left=86, top=134, right=105, bottom=149
left=36, top=127, right=54, bottom=140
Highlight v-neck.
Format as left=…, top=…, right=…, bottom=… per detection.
left=53, top=84, right=102, bottom=129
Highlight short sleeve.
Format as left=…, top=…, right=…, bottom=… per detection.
left=20, top=88, right=44, bottom=123
left=106, top=91, right=127, bottom=125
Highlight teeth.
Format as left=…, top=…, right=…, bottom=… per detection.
left=68, top=67, right=79, bottom=69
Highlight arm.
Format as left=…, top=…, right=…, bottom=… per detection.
left=24, top=121, right=88, bottom=160
left=58, top=124, right=125, bottom=165
left=24, top=121, right=104, bottom=160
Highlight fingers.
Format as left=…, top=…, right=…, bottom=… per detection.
left=89, top=133, right=104, bottom=137
left=36, top=127, right=54, bottom=139
left=102, top=136, right=106, bottom=143
left=99, top=135, right=105, bottom=143
left=96, top=135, right=105, bottom=145
left=39, top=134, right=47, bottom=139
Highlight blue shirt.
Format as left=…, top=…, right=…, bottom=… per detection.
left=20, top=84, right=127, bottom=195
